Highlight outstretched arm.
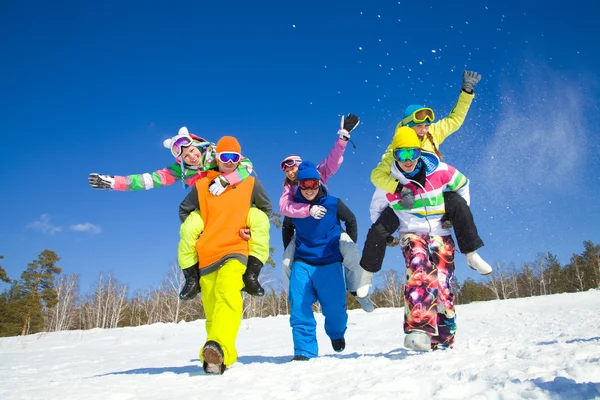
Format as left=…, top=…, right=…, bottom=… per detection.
left=114, top=163, right=185, bottom=191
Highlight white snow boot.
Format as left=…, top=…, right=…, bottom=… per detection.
left=404, top=331, right=431, bottom=351
left=466, top=252, right=493, bottom=275
left=355, top=271, right=373, bottom=298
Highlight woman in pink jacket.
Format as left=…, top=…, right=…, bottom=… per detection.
left=279, top=114, right=375, bottom=312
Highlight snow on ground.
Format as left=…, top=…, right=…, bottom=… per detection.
left=1, top=291, right=599, bottom=400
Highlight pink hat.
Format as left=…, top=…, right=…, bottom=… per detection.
left=280, top=155, right=303, bottom=171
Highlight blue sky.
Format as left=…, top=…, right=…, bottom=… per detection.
left=1, top=0, right=599, bottom=293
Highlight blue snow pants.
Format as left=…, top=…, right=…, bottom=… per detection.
left=288, top=260, right=348, bottom=359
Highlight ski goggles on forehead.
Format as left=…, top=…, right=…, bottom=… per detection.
left=298, top=178, right=320, bottom=190
left=171, top=136, right=194, bottom=158
left=217, top=152, right=241, bottom=164
left=280, top=159, right=302, bottom=171
left=401, top=108, right=435, bottom=126
left=393, top=147, right=421, bottom=163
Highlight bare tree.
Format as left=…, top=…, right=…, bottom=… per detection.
left=47, top=274, right=80, bottom=332
left=379, top=270, right=403, bottom=308
left=80, top=273, right=128, bottom=329
left=487, top=262, right=517, bottom=300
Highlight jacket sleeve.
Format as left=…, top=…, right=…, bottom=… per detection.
left=112, top=163, right=183, bottom=191
left=428, top=91, right=474, bottom=146
left=250, top=178, right=273, bottom=215
left=444, top=164, right=471, bottom=206
left=370, top=150, right=399, bottom=194
left=179, top=185, right=200, bottom=223
left=317, top=137, right=347, bottom=184
left=178, top=210, right=204, bottom=269
left=279, top=184, right=311, bottom=218
left=370, top=188, right=390, bottom=223
left=282, top=216, right=295, bottom=248
left=220, top=157, right=254, bottom=186
left=336, top=199, right=358, bottom=243
left=246, top=207, right=270, bottom=264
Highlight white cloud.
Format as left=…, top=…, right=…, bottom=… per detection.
left=69, top=223, right=102, bottom=234
left=27, top=214, right=63, bottom=235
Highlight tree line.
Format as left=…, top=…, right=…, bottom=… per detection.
left=0, top=240, right=598, bottom=337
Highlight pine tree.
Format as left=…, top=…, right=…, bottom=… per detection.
left=0, top=255, right=10, bottom=284
left=19, top=250, right=62, bottom=335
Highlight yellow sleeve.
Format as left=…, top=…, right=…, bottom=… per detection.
left=178, top=210, right=204, bottom=269
left=428, top=91, right=474, bottom=146
left=246, top=207, right=270, bottom=264
left=370, top=149, right=400, bottom=193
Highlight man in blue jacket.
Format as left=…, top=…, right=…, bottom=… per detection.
left=287, top=161, right=357, bottom=361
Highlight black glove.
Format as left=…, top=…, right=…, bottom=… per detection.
left=89, top=173, right=115, bottom=190
left=343, top=113, right=360, bottom=133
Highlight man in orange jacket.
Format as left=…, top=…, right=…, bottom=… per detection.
left=179, top=136, right=272, bottom=374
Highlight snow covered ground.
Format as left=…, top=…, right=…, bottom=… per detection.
left=1, top=291, right=599, bottom=400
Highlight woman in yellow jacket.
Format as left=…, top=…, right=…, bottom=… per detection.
left=361, top=70, right=493, bottom=275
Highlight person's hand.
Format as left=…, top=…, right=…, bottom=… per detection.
left=239, top=228, right=251, bottom=241
left=386, top=236, right=401, bottom=247
left=395, top=182, right=416, bottom=208
left=88, top=173, right=114, bottom=190
left=338, top=113, right=360, bottom=141
left=462, top=70, right=482, bottom=93
left=209, top=176, right=229, bottom=196
left=309, top=205, right=327, bottom=219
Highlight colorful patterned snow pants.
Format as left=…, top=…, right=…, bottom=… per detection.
left=401, top=233, right=456, bottom=349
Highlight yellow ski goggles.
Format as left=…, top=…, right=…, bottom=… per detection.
left=400, top=108, right=435, bottom=127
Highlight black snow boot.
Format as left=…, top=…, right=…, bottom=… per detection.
left=291, top=355, right=310, bottom=361
left=242, top=256, right=265, bottom=297
left=331, top=338, right=346, bottom=353
left=179, top=264, right=200, bottom=301
left=202, top=340, right=226, bottom=375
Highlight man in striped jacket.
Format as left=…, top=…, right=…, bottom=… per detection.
left=369, top=127, right=469, bottom=352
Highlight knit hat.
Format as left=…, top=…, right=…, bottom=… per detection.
left=216, top=136, right=241, bottom=154
left=163, top=126, right=209, bottom=158
left=400, top=104, right=433, bottom=128
left=392, top=126, right=421, bottom=149
left=297, top=161, right=320, bottom=181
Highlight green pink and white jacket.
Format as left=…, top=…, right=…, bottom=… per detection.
left=369, top=152, right=469, bottom=236
left=113, top=144, right=253, bottom=191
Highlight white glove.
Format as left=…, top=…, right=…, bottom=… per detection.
left=88, top=173, right=115, bottom=190
left=309, top=205, right=327, bottom=219
left=209, top=176, right=229, bottom=196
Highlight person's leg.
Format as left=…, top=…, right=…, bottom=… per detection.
left=401, top=233, right=439, bottom=337
left=360, top=207, right=400, bottom=273
left=288, top=260, right=318, bottom=359
left=178, top=210, right=205, bottom=300
left=313, top=261, right=348, bottom=347
left=202, top=259, right=246, bottom=367
left=282, top=236, right=296, bottom=289
left=429, top=235, right=457, bottom=350
left=243, top=207, right=270, bottom=295
left=442, top=192, right=492, bottom=274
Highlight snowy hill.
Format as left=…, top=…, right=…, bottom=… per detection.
left=1, top=291, right=599, bottom=400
